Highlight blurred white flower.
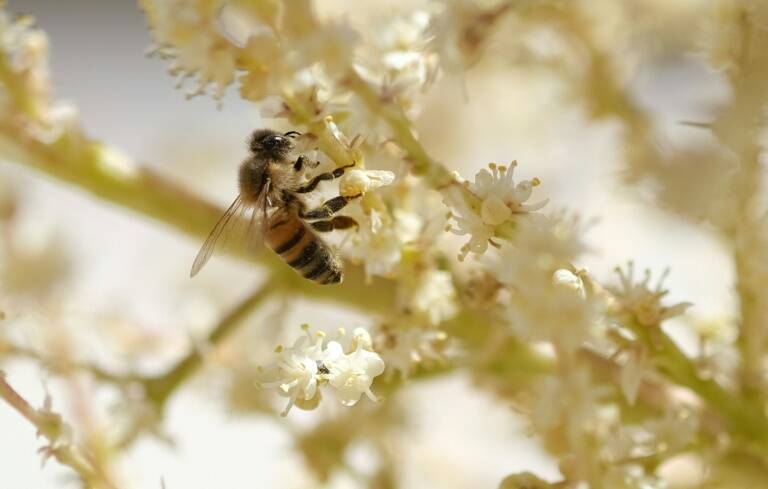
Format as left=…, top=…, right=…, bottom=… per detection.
left=619, top=345, right=649, bottom=405
left=354, top=10, right=440, bottom=113
left=488, top=214, right=594, bottom=351
left=143, top=0, right=239, bottom=98
left=375, top=326, right=452, bottom=378
left=0, top=10, right=78, bottom=137
left=343, top=209, right=403, bottom=279
left=411, top=269, right=458, bottom=325
left=608, top=263, right=692, bottom=327
left=553, top=268, right=586, bottom=298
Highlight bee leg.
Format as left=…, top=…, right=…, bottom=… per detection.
left=300, top=194, right=361, bottom=220
left=311, top=216, right=359, bottom=232
left=296, top=163, right=355, bottom=193
left=294, top=155, right=322, bottom=172
left=293, top=155, right=305, bottom=172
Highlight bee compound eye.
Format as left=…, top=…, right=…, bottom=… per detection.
left=268, top=136, right=285, bottom=147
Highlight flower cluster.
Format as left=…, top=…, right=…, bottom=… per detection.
left=354, top=10, right=440, bottom=114
left=444, top=162, right=548, bottom=260
left=142, top=0, right=358, bottom=101
left=0, top=9, right=78, bottom=139
left=495, top=214, right=596, bottom=352
left=258, top=326, right=385, bottom=416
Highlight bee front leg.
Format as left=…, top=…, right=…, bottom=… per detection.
left=293, top=156, right=306, bottom=172
left=296, top=163, right=355, bottom=194
left=300, top=194, right=361, bottom=220
left=311, top=216, right=359, bottom=232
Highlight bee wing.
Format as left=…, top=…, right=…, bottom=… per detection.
left=243, top=177, right=272, bottom=252
left=190, top=195, right=247, bottom=277
left=191, top=180, right=275, bottom=277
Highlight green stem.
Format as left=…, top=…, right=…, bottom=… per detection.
left=713, top=11, right=768, bottom=400
left=144, top=283, right=274, bottom=408
left=630, top=319, right=768, bottom=454
left=0, top=123, right=396, bottom=312
left=0, top=372, right=118, bottom=488
left=344, top=70, right=454, bottom=188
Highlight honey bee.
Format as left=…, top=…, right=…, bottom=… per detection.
left=190, top=129, right=359, bottom=284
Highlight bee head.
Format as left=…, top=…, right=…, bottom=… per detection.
left=249, top=129, right=299, bottom=161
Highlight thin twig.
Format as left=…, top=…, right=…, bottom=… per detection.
left=143, top=283, right=274, bottom=409
left=0, top=372, right=119, bottom=489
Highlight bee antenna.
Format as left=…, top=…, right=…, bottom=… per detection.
left=284, top=131, right=301, bottom=138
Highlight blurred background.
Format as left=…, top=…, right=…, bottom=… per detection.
left=0, top=0, right=738, bottom=488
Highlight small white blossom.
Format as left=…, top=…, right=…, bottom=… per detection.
left=491, top=214, right=594, bottom=351
left=553, top=268, right=586, bottom=298
left=444, top=162, right=548, bottom=260
left=144, top=0, right=239, bottom=98
left=259, top=326, right=385, bottom=415
left=619, top=345, right=649, bottom=405
left=351, top=327, right=373, bottom=351
left=354, top=10, right=440, bottom=114
left=608, top=263, right=692, bottom=327
left=443, top=185, right=494, bottom=259
left=343, top=209, right=404, bottom=279
left=340, top=169, right=396, bottom=197
left=325, top=340, right=385, bottom=406
left=261, top=328, right=325, bottom=416
left=375, top=326, right=453, bottom=378
left=470, top=162, right=547, bottom=214
left=411, top=269, right=458, bottom=325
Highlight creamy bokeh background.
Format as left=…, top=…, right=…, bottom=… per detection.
left=0, top=1, right=733, bottom=488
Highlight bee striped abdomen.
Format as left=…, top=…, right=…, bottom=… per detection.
left=266, top=215, right=343, bottom=285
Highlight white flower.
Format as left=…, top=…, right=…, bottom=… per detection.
left=351, top=327, right=373, bottom=350
left=144, top=0, right=239, bottom=98
left=608, top=263, right=692, bottom=327
left=411, top=270, right=458, bottom=325
left=343, top=209, right=403, bottom=279
left=619, top=345, right=649, bottom=406
left=443, top=185, right=494, bottom=259
left=259, top=326, right=385, bottom=414
left=261, top=328, right=325, bottom=416
left=340, top=169, right=396, bottom=197
left=528, top=369, right=609, bottom=436
left=375, top=326, right=452, bottom=378
left=325, top=340, right=385, bottom=406
left=470, top=162, right=547, bottom=214
left=444, top=162, right=548, bottom=260
left=553, top=268, right=586, bottom=298
left=353, top=10, right=440, bottom=113
left=493, top=212, right=589, bottom=285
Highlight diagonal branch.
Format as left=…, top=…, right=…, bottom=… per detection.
left=0, top=372, right=120, bottom=489
left=143, top=283, right=274, bottom=409
left=0, top=121, right=396, bottom=312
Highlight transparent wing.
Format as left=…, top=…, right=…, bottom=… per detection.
left=190, top=185, right=275, bottom=277
left=190, top=195, right=247, bottom=277
left=248, top=178, right=271, bottom=250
